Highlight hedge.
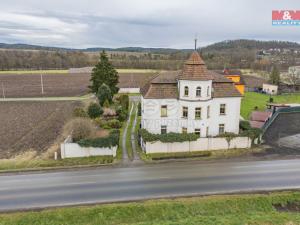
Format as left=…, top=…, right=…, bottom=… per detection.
left=139, top=129, right=199, bottom=143
left=77, top=129, right=120, bottom=148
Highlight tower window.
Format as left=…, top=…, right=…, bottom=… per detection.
left=196, top=87, right=201, bottom=97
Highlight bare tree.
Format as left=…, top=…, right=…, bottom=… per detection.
left=287, top=67, right=300, bottom=91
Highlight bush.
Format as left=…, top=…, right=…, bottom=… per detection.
left=138, top=102, right=141, bottom=116
left=97, top=84, right=112, bottom=106
left=119, top=94, right=129, bottom=110
left=64, top=118, right=96, bottom=142
left=139, top=129, right=199, bottom=143
left=73, top=107, right=88, bottom=117
left=117, top=107, right=128, bottom=122
left=77, top=129, right=120, bottom=148
left=88, top=103, right=103, bottom=119
left=240, top=120, right=251, bottom=131
left=95, top=118, right=122, bottom=129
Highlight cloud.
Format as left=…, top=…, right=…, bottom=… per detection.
left=0, top=0, right=299, bottom=48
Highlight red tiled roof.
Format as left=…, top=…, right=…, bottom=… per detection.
left=212, top=82, right=242, bottom=98
left=178, top=51, right=213, bottom=81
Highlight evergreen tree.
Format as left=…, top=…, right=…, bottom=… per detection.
left=89, top=51, right=119, bottom=94
left=97, top=83, right=113, bottom=106
left=269, top=66, right=280, bottom=85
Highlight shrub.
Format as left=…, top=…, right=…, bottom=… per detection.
left=73, top=107, right=88, bottom=118
left=88, top=103, right=103, bottom=119
left=119, top=94, right=129, bottom=110
left=239, top=120, right=251, bottom=131
left=97, top=83, right=112, bottom=106
left=139, top=129, right=199, bottom=143
left=117, top=107, right=128, bottom=122
left=103, top=99, right=110, bottom=108
left=64, top=118, right=96, bottom=142
left=77, top=129, right=120, bottom=148
left=94, top=118, right=122, bottom=129
left=138, top=102, right=141, bottom=116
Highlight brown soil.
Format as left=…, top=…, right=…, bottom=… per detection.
left=0, top=101, right=81, bottom=158
left=0, top=73, right=155, bottom=98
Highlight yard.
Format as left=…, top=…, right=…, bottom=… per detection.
left=241, top=92, right=300, bottom=119
left=1, top=191, right=300, bottom=225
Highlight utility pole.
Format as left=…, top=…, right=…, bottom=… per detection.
left=1, top=82, right=5, bottom=99
left=40, top=74, right=44, bottom=95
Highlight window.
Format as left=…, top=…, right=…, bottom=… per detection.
left=207, top=105, right=210, bottom=119
left=195, top=128, right=201, bottom=137
left=184, top=86, right=189, bottom=96
left=161, top=105, right=167, bottom=117
left=196, top=87, right=201, bottom=97
left=207, top=86, right=210, bottom=97
left=182, top=127, right=187, bottom=133
left=182, top=106, right=188, bottom=118
left=206, top=127, right=209, bottom=137
left=161, top=125, right=167, bottom=134
left=219, top=124, right=225, bottom=134
left=195, top=107, right=201, bottom=119
left=220, top=104, right=226, bottom=115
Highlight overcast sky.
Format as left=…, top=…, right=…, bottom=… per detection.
left=0, top=0, right=299, bottom=49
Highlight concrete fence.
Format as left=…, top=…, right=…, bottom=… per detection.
left=61, top=136, right=117, bottom=159
left=141, top=136, right=251, bottom=154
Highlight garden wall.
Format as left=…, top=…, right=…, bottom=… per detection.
left=141, top=137, right=251, bottom=154
left=61, top=136, right=117, bottom=159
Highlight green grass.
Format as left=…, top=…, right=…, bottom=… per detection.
left=0, top=156, right=114, bottom=172
left=241, top=92, right=300, bottom=119
left=116, top=69, right=157, bottom=73
left=0, top=70, right=68, bottom=74
left=1, top=191, right=300, bottom=224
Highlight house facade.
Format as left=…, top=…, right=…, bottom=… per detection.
left=141, top=51, right=242, bottom=137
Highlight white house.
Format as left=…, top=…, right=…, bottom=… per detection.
left=140, top=51, right=242, bottom=137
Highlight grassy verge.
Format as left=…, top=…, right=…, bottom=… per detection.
left=0, top=156, right=114, bottom=172
left=241, top=92, right=300, bottom=119
left=0, top=70, right=68, bottom=74
left=1, top=191, right=300, bottom=224
left=142, top=147, right=263, bottom=162
left=126, top=103, right=136, bottom=160
left=134, top=116, right=152, bottom=161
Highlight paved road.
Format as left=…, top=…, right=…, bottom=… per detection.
left=1, top=159, right=300, bottom=211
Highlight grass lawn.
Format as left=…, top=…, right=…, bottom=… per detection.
left=1, top=191, right=300, bottom=224
left=116, top=69, right=157, bottom=73
left=0, top=70, right=68, bottom=74
left=241, top=92, right=300, bottom=119
left=0, top=156, right=114, bottom=172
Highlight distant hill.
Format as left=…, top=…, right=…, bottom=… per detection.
left=0, top=43, right=190, bottom=54
left=201, top=39, right=300, bottom=52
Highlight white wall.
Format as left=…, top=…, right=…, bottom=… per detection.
left=61, top=137, right=117, bottom=159
left=142, top=137, right=251, bottom=154
left=263, top=83, right=278, bottom=95
left=141, top=96, right=241, bottom=136
left=118, top=88, right=140, bottom=94
left=179, top=80, right=212, bottom=101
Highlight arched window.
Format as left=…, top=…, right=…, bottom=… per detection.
left=184, top=86, right=189, bottom=96
left=196, top=87, right=201, bottom=97
left=207, top=86, right=210, bottom=97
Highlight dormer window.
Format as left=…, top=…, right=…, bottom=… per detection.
left=196, top=87, right=201, bottom=97
left=207, top=86, right=210, bottom=97
left=184, top=86, right=189, bottom=96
